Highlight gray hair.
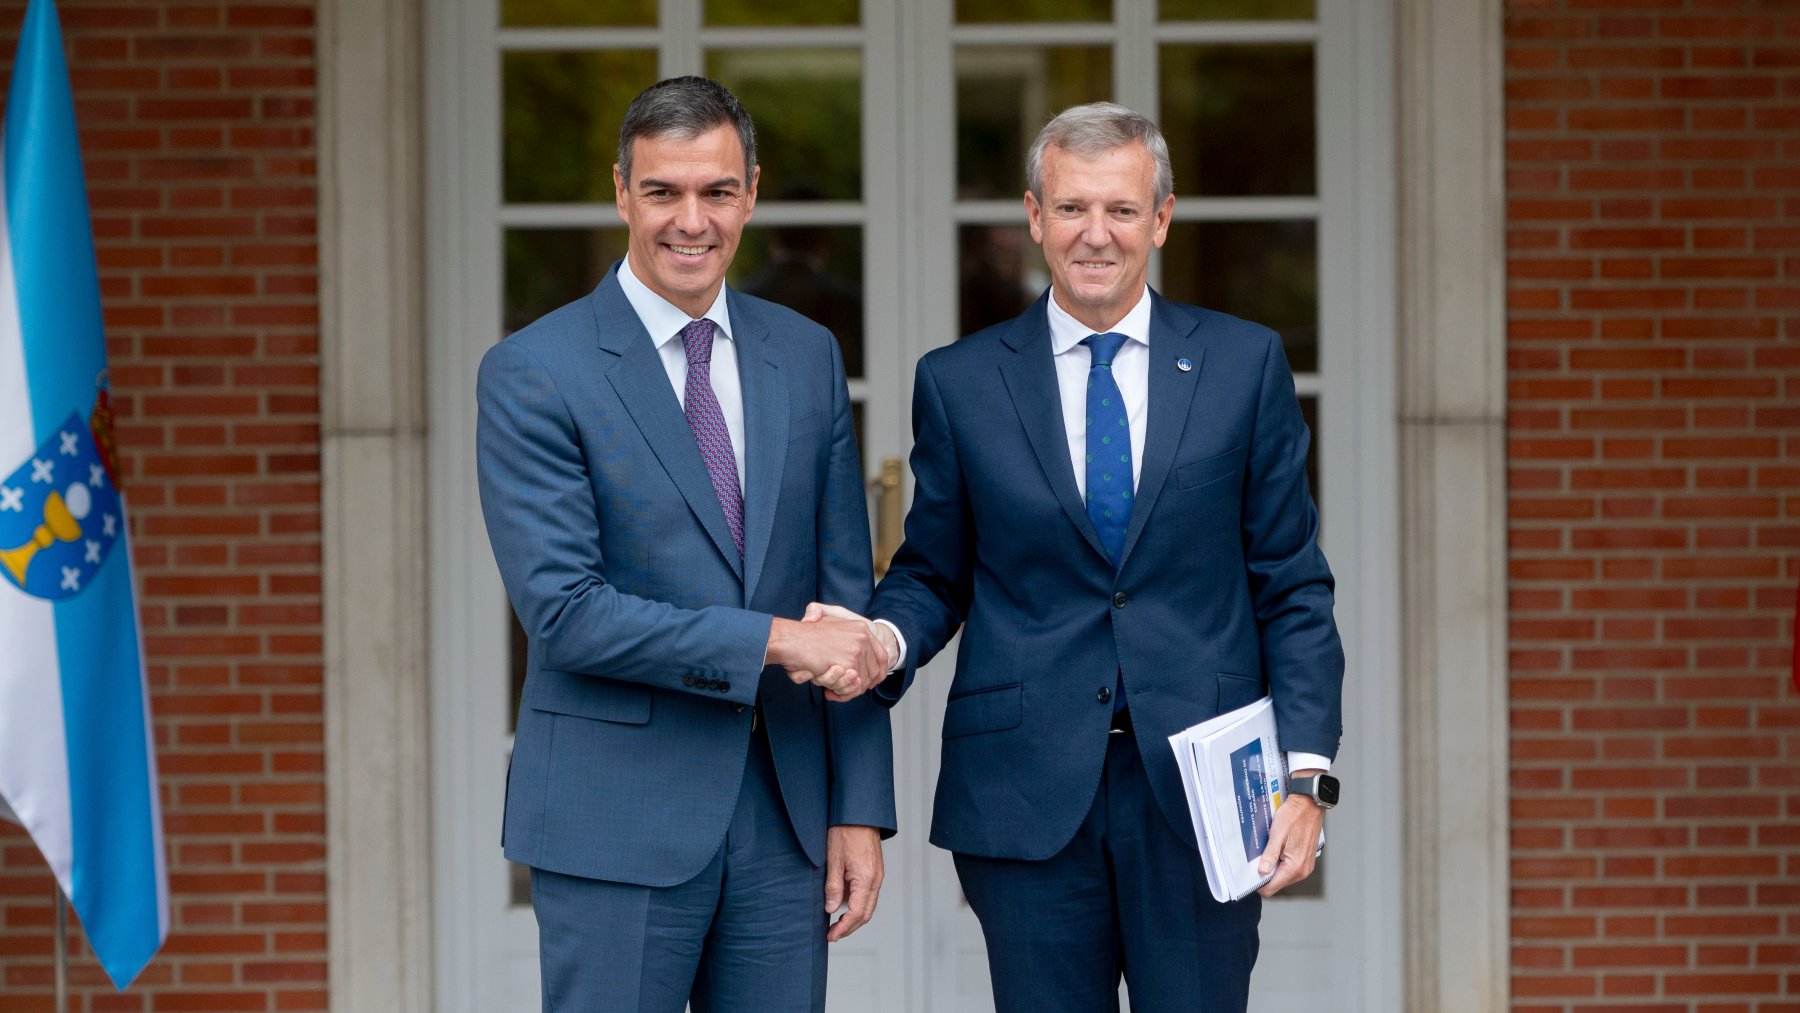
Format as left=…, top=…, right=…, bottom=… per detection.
left=1026, top=102, right=1173, bottom=207
left=617, top=76, right=757, bottom=185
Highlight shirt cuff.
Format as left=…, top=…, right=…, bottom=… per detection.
left=1286, top=751, right=1332, bottom=775
left=871, top=619, right=906, bottom=673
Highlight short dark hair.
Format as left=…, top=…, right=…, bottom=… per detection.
left=617, top=76, right=757, bottom=185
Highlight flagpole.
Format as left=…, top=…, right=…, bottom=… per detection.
left=53, top=884, right=68, bottom=1013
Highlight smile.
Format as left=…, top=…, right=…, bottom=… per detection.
left=667, top=244, right=712, bottom=257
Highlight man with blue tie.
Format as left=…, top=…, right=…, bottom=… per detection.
left=476, top=77, right=895, bottom=1013
left=835, top=102, right=1345, bottom=1011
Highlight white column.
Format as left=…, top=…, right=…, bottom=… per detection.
left=1396, top=0, right=1510, bottom=1009
left=318, top=0, right=434, bottom=1010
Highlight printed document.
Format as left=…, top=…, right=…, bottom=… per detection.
left=1168, top=696, right=1323, bottom=902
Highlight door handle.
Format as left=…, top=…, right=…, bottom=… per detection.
left=871, top=456, right=904, bottom=577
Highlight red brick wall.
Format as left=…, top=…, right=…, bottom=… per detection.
left=1506, top=1, right=1800, bottom=1009
left=0, top=2, right=323, bottom=1010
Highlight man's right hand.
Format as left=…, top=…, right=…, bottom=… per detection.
left=765, top=616, right=888, bottom=702
left=803, top=602, right=899, bottom=672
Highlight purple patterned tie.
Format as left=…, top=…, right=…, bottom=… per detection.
left=680, top=318, right=744, bottom=557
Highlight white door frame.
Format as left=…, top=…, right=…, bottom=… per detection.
left=316, top=0, right=1511, bottom=1008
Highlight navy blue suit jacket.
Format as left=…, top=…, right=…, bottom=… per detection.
left=869, top=291, right=1342, bottom=861
left=477, top=265, right=895, bottom=887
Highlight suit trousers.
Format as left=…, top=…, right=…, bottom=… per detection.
left=954, top=726, right=1262, bottom=1013
left=530, top=731, right=827, bottom=1013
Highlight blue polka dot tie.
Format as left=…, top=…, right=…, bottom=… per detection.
left=1082, top=332, right=1133, bottom=566
left=680, top=318, right=744, bottom=557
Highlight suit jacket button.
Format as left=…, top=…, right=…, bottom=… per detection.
left=719, top=680, right=732, bottom=693
left=682, top=675, right=695, bottom=688
left=1112, top=592, right=1128, bottom=608
left=1097, top=686, right=1112, bottom=704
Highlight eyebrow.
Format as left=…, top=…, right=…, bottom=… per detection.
left=636, top=176, right=743, bottom=191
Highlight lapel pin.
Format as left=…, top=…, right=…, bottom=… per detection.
left=1176, top=357, right=1193, bottom=372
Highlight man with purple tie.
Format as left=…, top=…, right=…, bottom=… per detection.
left=842, top=102, right=1346, bottom=1011
left=475, top=77, right=894, bottom=1013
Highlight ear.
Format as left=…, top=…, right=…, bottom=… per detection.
left=1150, top=192, right=1174, bottom=249
left=743, top=164, right=761, bottom=220
left=1023, top=190, right=1045, bottom=246
left=613, top=164, right=628, bottom=218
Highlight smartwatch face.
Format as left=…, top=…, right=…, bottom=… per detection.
left=1315, top=775, right=1341, bottom=807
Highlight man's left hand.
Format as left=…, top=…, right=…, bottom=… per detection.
left=1256, top=771, right=1325, bottom=898
left=824, top=825, right=884, bottom=941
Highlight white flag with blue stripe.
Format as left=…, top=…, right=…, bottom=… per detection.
left=0, top=0, right=168, bottom=988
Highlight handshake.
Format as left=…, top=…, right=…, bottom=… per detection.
left=765, top=603, right=901, bottom=702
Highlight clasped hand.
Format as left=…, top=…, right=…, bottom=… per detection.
left=765, top=604, right=899, bottom=702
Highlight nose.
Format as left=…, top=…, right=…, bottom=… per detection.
left=674, top=194, right=706, bottom=235
left=1080, top=207, right=1110, bottom=248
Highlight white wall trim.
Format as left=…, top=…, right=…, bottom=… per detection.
left=318, top=0, right=434, bottom=1010
left=1395, top=0, right=1511, bottom=1009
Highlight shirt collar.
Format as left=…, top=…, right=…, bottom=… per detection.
left=1046, top=285, right=1152, bottom=356
left=618, top=255, right=735, bottom=349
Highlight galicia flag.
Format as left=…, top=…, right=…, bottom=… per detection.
left=0, top=0, right=168, bottom=989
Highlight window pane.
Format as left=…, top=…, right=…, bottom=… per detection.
left=851, top=401, right=865, bottom=475
left=1160, top=0, right=1312, bottom=19
left=706, top=49, right=861, bottom=201
left=501, top=0, right=655, bottom=27
left=706, top=0, right=857, bottom=26
left=957, top=46, right=1111, bottom=199
left=1158, top=220, right=1317, bottom=373
left=959, top=224, right=1045, bottom=337
left=504, top=228, right=630, bottom=334
left=509, top=609, right=528, bottom=734
left=733, top=225, right=865, bottom=379
left=503, top=50, right=659, bottom=204
left=956, top=0, right=1110, bottom=23
left=1300, top=394, right=1321, bottom=520
left=1160, top=44, right=1315, bottom=196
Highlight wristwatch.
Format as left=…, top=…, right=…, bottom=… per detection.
left=1286, top=773, right=1340, bottom=809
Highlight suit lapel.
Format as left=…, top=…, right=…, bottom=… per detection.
left=998, top=298, right=1112, bottom=563
left=732, top=293, right=785, bottom=606
left=1117, top=294, right=1203, bottom=568
left=594, top=273, right=745, bottom=581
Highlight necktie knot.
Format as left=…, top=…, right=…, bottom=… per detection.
left=681, top=318, right=716, bottom=366
left=1082, top=332, right=1128, bottom=369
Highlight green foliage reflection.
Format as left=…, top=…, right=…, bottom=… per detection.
left=956, top=0, right=1111, bottom=23
left=707, top=49, right=861, bottom=201
left=503, top=50, right=659, bottom=204
left=957, top=46, right=1111, bottom=199
left=501, top=0, right=656, bottom=27
left=503, top=229, right=629, bottom=333
left=705, top=0, right=857, bottom=26
left=1160, top=44, right=1314, bottom=196
left=1159, top=0, right=1312, bottom=19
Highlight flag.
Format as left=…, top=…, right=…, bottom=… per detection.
left=0, top=0, right=167, bottom=988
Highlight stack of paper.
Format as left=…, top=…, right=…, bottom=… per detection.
left=1168, top=696, right=1321, bottom=902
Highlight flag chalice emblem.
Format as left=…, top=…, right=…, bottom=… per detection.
left=0, top=411, right=124, bottom=601
left=0, top=483, right=92, bottom=585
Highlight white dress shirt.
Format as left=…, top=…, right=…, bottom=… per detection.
left=617, top=256, right=746, bottom=491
